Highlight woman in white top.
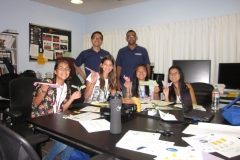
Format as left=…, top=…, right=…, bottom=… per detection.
left=163, top=66, right=197, bottom=104
left=124, top=64, right=160, bottom=100
left=84, top=55, right=134, bottom=104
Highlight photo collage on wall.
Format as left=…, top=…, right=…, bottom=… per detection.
left=29, top=23, right=71, bottom=62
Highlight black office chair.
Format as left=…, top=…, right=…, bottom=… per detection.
left=69, top=74, right=85, bottom=109
left=190, top=82, right=214, bottom=106
left=5, top=77, right=49, bottom=158
left=0, top=73, right=19, bottom=123
left=0, top=124, right=41, bottom=160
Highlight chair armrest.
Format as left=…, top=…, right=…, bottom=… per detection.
left=5, top=110, right=22, bottom=118
left=25, top=134, right=49, bottom=146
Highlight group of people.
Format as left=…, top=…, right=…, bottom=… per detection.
left=31, top=30, right=197, bottom=159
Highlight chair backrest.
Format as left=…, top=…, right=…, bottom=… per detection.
left=70, top=74, right=85, bottom=105
left=0, top=124, right=40, bottom=160
left=190, top=82, right=214, bottom=105
left=9, top=77, right=40, bottom=121
left=153, top=73, right=165, bottom=86
left=0, top=73, right=19, bottom=99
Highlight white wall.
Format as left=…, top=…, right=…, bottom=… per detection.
left=0, top=0, right=85, bottom=75
left=85, top=0, right=240, bottom=33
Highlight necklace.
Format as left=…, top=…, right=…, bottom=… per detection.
left=55, top=86, right=64, bottom=112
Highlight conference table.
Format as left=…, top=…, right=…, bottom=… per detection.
left=26, top=104, right=239, bottom=160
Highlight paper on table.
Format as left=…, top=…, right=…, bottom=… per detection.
left=33, top=82, right=60, bottom=88
left=139, top=80, right=158, bottom=86
left=80, top=106, right=100, bottom=113
left=158, top=110, right=177, bottom=121
left=116, top=130, right=168, bottom=156
left=183, top=122, right=240, bottom=138
left=182, top=133, right=240, bottom=158
left=155, top=146, right=203, bottom=160
left=79, top=119, right=110, bottom=133
left=151, top=100, right=174, bottom=106
left=63, top=112, right=100, bottom=121
left=91, top=101, right=109, bottom=106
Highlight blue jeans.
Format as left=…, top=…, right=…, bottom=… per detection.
left=44, top=141, right=74, bottom=160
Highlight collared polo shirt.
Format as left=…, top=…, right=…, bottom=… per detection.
left=75, top=48, right=110, bottom=77
left=116, top=45, right=150, bottom=84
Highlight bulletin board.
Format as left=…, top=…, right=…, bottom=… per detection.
left=29, top=23, right=72, bottom=63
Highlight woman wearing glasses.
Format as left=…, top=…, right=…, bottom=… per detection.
left=31, top=60, right=83, bottom=160
left=163, top=66, right=197, bottom=104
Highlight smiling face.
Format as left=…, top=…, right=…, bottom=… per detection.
left=169, top=68, right=180, bottom=83
left=126, top=31, right=138, bottom=45
left=100, top=60, right=113, bottom=77
left=136, top=66, right=147, bottom=81
left=91, top=33, right=103, bottom=47
left=54, top=62, right=71, bottom=82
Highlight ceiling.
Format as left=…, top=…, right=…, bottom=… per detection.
left=30, top=0, right=150, bottom=15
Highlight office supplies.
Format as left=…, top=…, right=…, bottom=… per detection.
left=145, top=128, right=174, bottom=136
left=180, top=89, right=214, bottom=122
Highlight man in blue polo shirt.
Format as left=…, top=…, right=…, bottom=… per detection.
left=116, top=30, right=150, bottom=97
left=74, top=31, right=110, bottom=83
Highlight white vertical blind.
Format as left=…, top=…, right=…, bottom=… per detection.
left=83, top=14, right=240, bottom=84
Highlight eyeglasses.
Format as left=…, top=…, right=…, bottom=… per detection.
left=169, top=72, right=179, bottom=76
left=127, top=35, right=136, bottom=39
left=57, top=67, right=71, bottom=72
left=92, top=36, right=102, bottom=40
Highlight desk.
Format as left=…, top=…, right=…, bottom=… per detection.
left=26, top=107, right=239, bottom=160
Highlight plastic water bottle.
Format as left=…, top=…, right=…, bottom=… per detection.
left=212, top=84, right=220, bottom=111
left=109, top=93, right=122, bottom=134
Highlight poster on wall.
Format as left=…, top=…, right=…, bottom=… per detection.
left=29, top=23, right=72, bottom=63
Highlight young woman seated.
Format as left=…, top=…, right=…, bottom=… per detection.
left=163, top=66, right=197, bottom=104
left=31, top=60, right=82, bottom=160
left=84, top=54, right=134, bottom=104
left=124, top=64, right=160, bottom=100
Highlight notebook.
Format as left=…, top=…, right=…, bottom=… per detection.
left=180, top=89, right=214, bottom=122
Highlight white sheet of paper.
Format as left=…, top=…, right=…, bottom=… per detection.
left=158, top=110, right=177, bottom=121
left=43, top=50, right=53, bottom=60
left=116, top=130, right=169, bottom=156
left=182, top=133, right=240, bottom=158
left=183, top=122, right=240, bottom=138
left=29, top=44, right=39, bottom=56
left=80, top=106, right=100, bottom=113
left=155, top=146, right=203, bottom=160
left=79, top=119, right=110, bottom=133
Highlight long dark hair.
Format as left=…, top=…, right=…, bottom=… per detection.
left=98, top=55, right=117, bottom=91
left=131, top=64, right=149, bottom=97
left=168, top=66, right=188, bottom=102
left=53, top=60, right=72, bottom=103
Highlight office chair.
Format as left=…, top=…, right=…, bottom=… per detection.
left=153, top=73, right=165, bottom=94
left=0, top=124, right=41, bottom=160
left=69, top=74, right=85, bottom=109
left=190, top=82, right=214, bottom=106
left=0, top=73, right=19, bottom=123
left=4, top=77, right=49, bottom=158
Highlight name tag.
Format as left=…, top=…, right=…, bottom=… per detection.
left=135, top=53, right=142, bottom=56
left=100, top=56, right=103, bottom=59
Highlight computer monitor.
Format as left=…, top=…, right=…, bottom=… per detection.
left=172, top=60, right=211, bottom=83
left=218, top=63, right=240, bottom=89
